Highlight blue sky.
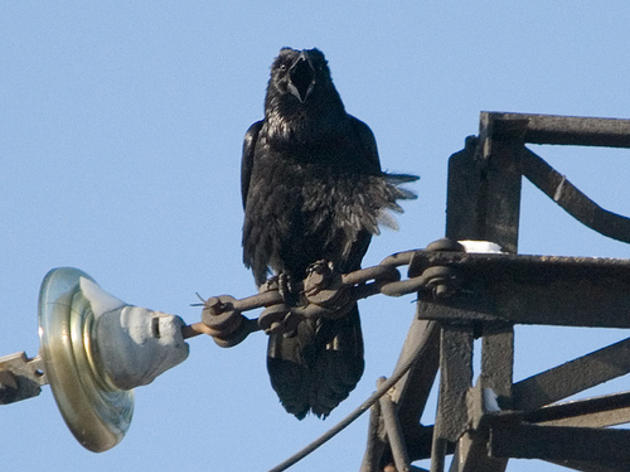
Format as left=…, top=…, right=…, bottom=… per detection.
left=2, top=3, right=630, bottom=471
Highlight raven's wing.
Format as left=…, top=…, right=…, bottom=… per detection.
left=241, top=120, right=264, bottom=209
left=348, top=115, right=382, bottom=173
left=348, top=114, right=419, bottom=185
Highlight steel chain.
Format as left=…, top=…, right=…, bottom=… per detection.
left=195, top=240, right=463, bottom=347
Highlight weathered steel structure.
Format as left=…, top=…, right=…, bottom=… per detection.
left=361, top=112, right=630, bottom=472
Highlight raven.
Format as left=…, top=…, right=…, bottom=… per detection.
left=241, top=47, right=417, bottom=419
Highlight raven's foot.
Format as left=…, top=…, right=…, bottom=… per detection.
left=278, top=272, right=300, bottom=307
left=259, top=275, right=279, bottom=293
left=260, top=273, right=300, bottom=307
left=304, top=259, right=336, bottom=294
left=306, top=259, right=334, bottom=277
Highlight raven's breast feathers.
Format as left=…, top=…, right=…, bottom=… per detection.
left=242, top=154, right=417, bottom=284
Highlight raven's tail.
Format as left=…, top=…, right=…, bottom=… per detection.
left=266, top=304, right=364, bottom=419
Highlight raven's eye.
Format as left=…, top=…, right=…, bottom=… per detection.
left=279, top=64, right=287, bottom=72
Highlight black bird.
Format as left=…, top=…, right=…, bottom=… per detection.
left=241, top=47, right=417, bottom=419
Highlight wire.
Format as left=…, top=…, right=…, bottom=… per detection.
left=267, top=321, right=437, bottom=472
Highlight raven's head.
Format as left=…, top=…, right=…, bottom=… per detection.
left=264, top=48, right=346, bottom=139
left=269, top=48, right=331, bottom=103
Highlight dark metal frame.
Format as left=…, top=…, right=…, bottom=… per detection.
left=361, top=112, right=630, bottom=472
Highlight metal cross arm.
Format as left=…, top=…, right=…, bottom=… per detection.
left=412, top=251, right=630, bottom=329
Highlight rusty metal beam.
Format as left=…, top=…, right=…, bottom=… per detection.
left=480, top=324, right=513, bottom=407
left=414, top=252, right=630, bottom=328
left=361, top=400, right=384, bottom=472
left=434, top=326, right=473, bottom=443
left=489, top=423, right=630, bottom=464
left=449, top=431, right=508, bottom=472
left=361, top=318, right=440, bottom=471
left=405, top=424, right=441, bottom=462
left=447, top=381, right=510, bottom=472
left=513, top=337, right=630, bottom=410
left=378, top=377, right=412, bottom=472
left=547, top=458, right=629, bottom=472
left=430, top=326, right=473, bottom=472
left=481, top=111, right=630, bottom=148
left=445, top=137, right=484, bottom=247
left=523, top=390, right=630, bottom=428
left=455, top=132, right=519, bottom=472
left=391, top=320, right=440, bottom=426
left=441, top=129, right=520, bottom=472
left=521, top=147, right=630, bottom=243
left=447, top=389, right=630, bottom=470
left=476, top=118, right=524, bottom=253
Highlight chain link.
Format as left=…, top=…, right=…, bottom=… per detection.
left=184, top=239, right=464, bottom=346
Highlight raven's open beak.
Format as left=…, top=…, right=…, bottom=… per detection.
left=288, top=53, right=315, bottom=103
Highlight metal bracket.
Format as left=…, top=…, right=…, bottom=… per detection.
left=0, top=352, right=46, bottom=405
